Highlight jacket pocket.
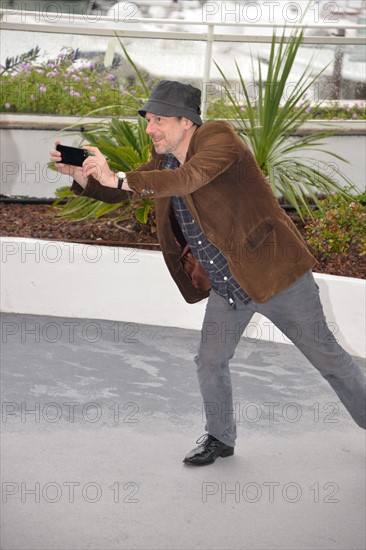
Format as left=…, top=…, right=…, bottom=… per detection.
left=243, top=219, right=276, bottom=252
left=180, top=245, right=211, bottom=293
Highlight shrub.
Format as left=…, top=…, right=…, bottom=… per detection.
left=304, top=196, right=366, bottom=258
left=0, top=48, right=145, bottom=116
left=1, top=47, right=365, bottom=121
left=51, top=116, right=154, bottom=224
left=215, top=31, right=357, bottom=218
left=207, top=99, right=366, bottom=121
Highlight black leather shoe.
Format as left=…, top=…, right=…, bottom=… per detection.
left=183, top=434, right=234, bottom=466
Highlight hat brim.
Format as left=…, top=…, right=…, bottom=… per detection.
left=138, top=99, right=202, bottom=126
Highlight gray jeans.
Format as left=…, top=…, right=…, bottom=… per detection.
left=195, top=271, right=366, bottom=446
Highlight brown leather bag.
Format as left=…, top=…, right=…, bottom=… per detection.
left=180, top=244, right=211, bottom=293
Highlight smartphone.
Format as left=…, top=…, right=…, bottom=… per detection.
left=56, top=144, right=91, bottom=167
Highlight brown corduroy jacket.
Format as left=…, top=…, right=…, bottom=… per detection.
left=72, top=120, right=316, bottom=304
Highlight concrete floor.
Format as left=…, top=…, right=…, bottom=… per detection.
left=1, top=312, right=365, bottom=550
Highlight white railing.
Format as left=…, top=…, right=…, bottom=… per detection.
left=1, top=9, right=365, bottom=117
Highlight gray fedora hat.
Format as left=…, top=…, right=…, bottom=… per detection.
left=138, top=80, right=203, bottom=126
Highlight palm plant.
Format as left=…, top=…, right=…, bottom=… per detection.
left=53, top=116, right=154, bottom=223
left=53, top=38, right=153, bottom=224
left=215, top=30, right=355, bottom=218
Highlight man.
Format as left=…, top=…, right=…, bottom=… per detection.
left=50, top=80, right=365, bottom=466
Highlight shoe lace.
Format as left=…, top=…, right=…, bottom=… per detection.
left=196, top=433, right=215, bottom=444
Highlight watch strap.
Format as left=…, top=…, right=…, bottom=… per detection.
left=117, top=171, right=126, bottom=190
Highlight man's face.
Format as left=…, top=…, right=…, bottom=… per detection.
left=145, top=113, right=188, bottom=157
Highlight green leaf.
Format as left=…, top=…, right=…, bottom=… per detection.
left=214, top=29, right=355, bottom=218
left=55, top=111, right=153, bottom=225
left=115, top=37, right=150, bottom=96
left=134, top=201, right=153, bottom=224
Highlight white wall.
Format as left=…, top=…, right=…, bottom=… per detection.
left=0, top=127, right=83, bottom=198
left=1, top=237, right=365, bottom=357
left=1, top=118, right=365, bottom=197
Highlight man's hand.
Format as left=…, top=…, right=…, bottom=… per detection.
left=49, top=140, right=87, bottom=188
left=50, top=142, right=131, bottom=191
left=82, top=146, right=117, bottom=188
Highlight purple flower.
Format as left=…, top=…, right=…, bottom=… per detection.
left=106, top=73, right=115, bottom=80
left=40, top=85, right=47, bottom=93
left=240, top=107, right=246, bottom=112
left=70, top=90, right=80, bottom=97
left=352, top=113, right=358, bottom=119
left=5, top=102, right=11, bottom=109
left=72, top=75, right=81, bottom=82
left=305, top=106, right=312, bottom=114
left=89, top=63, right=96, bottom=70
left=90, top=96, right=97, bottom=102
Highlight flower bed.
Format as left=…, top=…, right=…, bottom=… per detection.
left=1, top=201, right=365, bottom=279
left=1, top=48, right=366, bottom=120
left=206, top=98, right=366, bottom=121
left=0, top=48, right=143, bottom=117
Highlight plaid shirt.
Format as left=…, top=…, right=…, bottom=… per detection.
left=163, top=154, right=250, bottom=308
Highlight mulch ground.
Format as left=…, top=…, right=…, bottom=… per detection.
left=1, top=202, right=365, bottom=279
